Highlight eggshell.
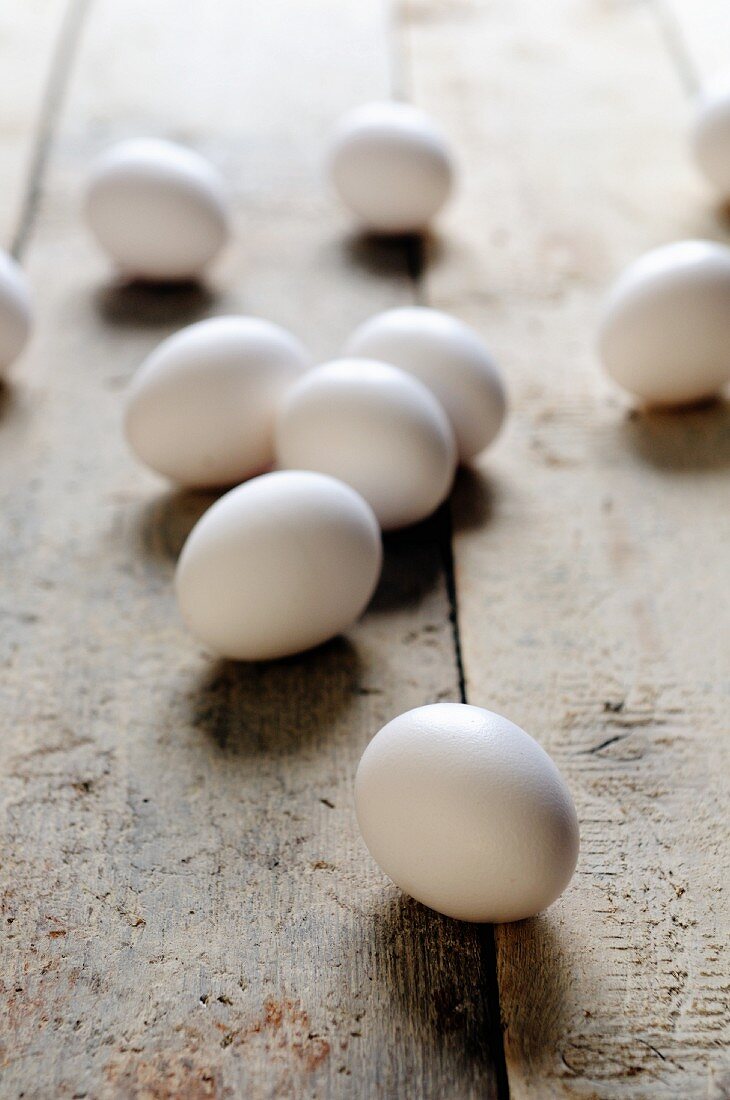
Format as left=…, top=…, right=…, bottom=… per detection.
left=176, top=471, right=382, bottom=661
left=328, top=102, right=454, bottom=234
left=125, top=316, right=310, bottom=488
left=345, top=307, right=506, bottom=461
left=691, top=77, right=730, bottom=198
left=355, top=703, right=580, bottom=923
left=598, top=240, right=730, bottom=405
left=0, top=250, right=32, bottom=373
left=84, top=139, right=231, bottom=280
left=275, top=358, right=457, bottom=530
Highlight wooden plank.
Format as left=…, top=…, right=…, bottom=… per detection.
left=0, top=0, right=74, bottom=252
left=0, top=1, right=507, bottom=1096
left=658, top=0, right=730, bottom=88
left=404, top=0, right=729, bottom=1097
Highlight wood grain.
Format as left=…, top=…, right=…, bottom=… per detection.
left=0, top=0, right=75, bottom=253
left=0, top=1, right=505, bottom=1097
left=404, top=0, right=729, bottom=1096
left=3, top=1, right=728, bottom=1096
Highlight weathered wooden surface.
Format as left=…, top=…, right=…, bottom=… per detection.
left=660, top=0, right=730, bottom=89
left=0, top=1, right=504, bottom=1097
left=405, top=0, right=730, bottom=1097
left=1, top=1, right=728, bottom=1098
left=0, top=0, right=69, bottom=250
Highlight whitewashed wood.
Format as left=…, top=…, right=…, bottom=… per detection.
left=0, top=1, right=506, bottom=1096
left=405, top=0, right=729, bottom=1097
left=0, top=0, right=71, bottom=251
left=659, top=0, right=730, bottom=88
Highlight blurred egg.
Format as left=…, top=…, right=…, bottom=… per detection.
left=345, top=306, right=506, bottom=461
left=125, top=316, right=310, bottom=488
left=176, top=471, right=382, bottom=661
left=85, top=139, right=231, bottom=280
left=691, top=76, right=730, bottom=198
left=598, top=240, right=730, bottom=405
left=0, top=250, right=32, bottom=373
left=328, top=102, right=454, bottom=234
left=275, top=358, right=457, bottom=530
left=355, top=703, right=580, bottom=923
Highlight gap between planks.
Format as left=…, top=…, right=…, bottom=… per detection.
left=9, top=0, right=92, bottom=260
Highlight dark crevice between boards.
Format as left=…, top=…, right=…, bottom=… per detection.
left=396, top=77, right=512, bottom=1100
left=402, top=245, right=511, bottom=1100
left=9, top=0, right=93, bottom=261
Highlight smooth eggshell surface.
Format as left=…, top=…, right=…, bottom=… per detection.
left=85, top=139, right=231, bottom=280
left=345, top=307, right=506, bottom=461
left=275, top=358, right=457, bottom=530
left=125, top=316, right=310, bottom=488
left=0, top=250, right=32, bottom=373
left=175, top=471, right=382, bottom=661
left=355, top=703, right=580, bottom=923
left=598, top=240, right=730, bottom=405
left=691, top=77, right=730, bottom=198
left=328, top=101, right=454, bottom=234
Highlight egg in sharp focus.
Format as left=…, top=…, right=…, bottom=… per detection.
left=124, top=316, right=310, bottom=488
left=0, top=250, right=32, bottom=374
left=275, top=358, right=457, bottom=530
left=84, top=138, right=231, bottom=280
left=355, top=703, right=580, bottom=923
left=691, top=76, right=730, bottom=199
left=598, top=239, right=730, bottom=406
left=175, top=471, right=382, bottom=661
left=328, top=101, right=455, bottom=234
left=345, top=306, right=506, bottom=461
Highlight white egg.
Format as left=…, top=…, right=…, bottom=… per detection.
left=0, top=250, right=32, bottom=374
left=275, top=358, right=457, bottom=530
left=176, top=471, right=382, bottom=661
left=598, top=240, right=730, bottom=405
left=328, top=102, right=454, bottom=234
left=355, top=703, right=580, bottom=923
left=84, top=139, right=231, bottom=280
left=691, top=76, right=730, bottom=198
left=345, top=307, right=506, bottom=461
left=125, top=316, right=310, bottom=488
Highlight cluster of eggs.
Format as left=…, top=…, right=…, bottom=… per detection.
left=125, top=308, right=506, bottom=650
left=0, top=83, right=728, bottom=926
left=128, top=301, right=505, bottom=651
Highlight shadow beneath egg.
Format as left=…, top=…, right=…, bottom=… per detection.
left=0, top=378, right=34, bottom=444
left=335, top=891, right=508, bottom=1096
left=0, top=379, right=16, bottom=424
left=495, top=909, right=644, bottom=1080
left=134, top=487, right=221, bottom=569
left=618, top=397, right=730, bottom=471
left=368, top=508, right=449, bottom=614
left=342, top=895, right=595, bottom=1093
left=185, top=636, right=361, bottom=756
left=450, top=466, right=498, bottom=534
left=342, top=227, right=445, bottom=284
left=366, top=470, right=497, bottom=614
left=94, top=275, right=217, bottom=329
left=712, top=199, right=730, bottom=236
left=494, top=911, right=577, bottom=1075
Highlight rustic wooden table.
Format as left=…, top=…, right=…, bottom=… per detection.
left=1, top=1, right=728, bottom=1097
